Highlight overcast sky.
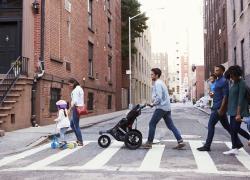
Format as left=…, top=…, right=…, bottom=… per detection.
left=138, top=0, right=204, bottom=65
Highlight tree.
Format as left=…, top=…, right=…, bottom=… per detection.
left=121, top=0, right=148, bottom=60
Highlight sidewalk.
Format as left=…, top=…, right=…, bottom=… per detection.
left=0, top=110, right=127, bottom=156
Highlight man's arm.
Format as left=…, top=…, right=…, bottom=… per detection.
left=152, top=83, right=163, bottom=106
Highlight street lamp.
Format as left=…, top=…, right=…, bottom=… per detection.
left=128, top=8, right=165, bottom=109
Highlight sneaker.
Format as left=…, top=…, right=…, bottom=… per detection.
left=173, top=142, right=186, bottom=150
left=141, top=141, right=152, bottom=149
left=223, top=148, right=239, bottom=155
left=197, top=146, right=211, bottom=151
left=76, top=141, right=84, bottom=146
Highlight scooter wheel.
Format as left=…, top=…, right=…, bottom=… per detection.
left=124, top=130, right=142, bottom=150
left=98, top=135, right=111, bottom=148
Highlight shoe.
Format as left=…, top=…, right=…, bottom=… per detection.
left=223, top=148, right=239, bottom=155
left=173, top=142, right=186, bottom=150
left=197, top=146, right=211, bottom=151
left=248, top=140, right=250, bottom=146
left=141, top=141, right=152, bottom=149
left=76, top=141, right=84, bottom=146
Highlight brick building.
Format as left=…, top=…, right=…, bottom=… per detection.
left=0, top=0, right=121, bottom=132
left=191, top=65, right=205, bottom=100
left=227, top=0, right=250, bottom=85
left=204, top=0, right=228, bottom=79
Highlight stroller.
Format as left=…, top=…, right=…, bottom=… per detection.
left=98, top=104, right=147, bottom=150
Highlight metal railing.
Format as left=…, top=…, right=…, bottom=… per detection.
left=0, top=56, right=29, bottom=106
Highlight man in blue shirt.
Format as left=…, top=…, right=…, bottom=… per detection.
left=197, top=65, right=231, bottom=151
left=142, top=68, right=186, bottom=149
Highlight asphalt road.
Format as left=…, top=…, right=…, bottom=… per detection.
left=0, top=103, right=250, bottom=180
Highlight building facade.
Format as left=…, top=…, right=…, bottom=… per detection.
left=227, top=0, right=250, bottom=84
left=204, top=0, right=228, bottom=79
left=151, top=53, right=168, bottom=85
left=0, top=0, right=121, bottom=132
left=191, top=65, right=205, bottom=100
left=180, top=53, right=190, bottom=100
left=121, top=27, right=151, bottom=108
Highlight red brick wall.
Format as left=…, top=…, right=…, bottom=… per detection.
left=196, top=66, right=205, bottom=99
left=33, top=0, right=121, bottom=125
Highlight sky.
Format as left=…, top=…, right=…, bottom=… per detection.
left=138, top=0, right=204, bottom=65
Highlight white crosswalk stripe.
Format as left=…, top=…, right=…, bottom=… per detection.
left=138, top=144, right=164, bottom=171
left=189, top=140, right=218, bottom=173
left=1, top=140, right=250, bottom=177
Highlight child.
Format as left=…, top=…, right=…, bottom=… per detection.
left=208, top=74, right=216, bottom=108
left=54, top=100, right=70, bottom=148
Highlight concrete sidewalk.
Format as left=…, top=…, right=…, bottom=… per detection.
left=0, top=110, right=127, bottom=156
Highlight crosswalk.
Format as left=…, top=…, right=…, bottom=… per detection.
left=0, top=140, right=250, bottom=177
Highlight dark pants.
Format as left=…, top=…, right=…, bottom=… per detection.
left=148, top=109, right=183, bottom=143
left=204, top=110, right=231, bottom=148
left=70, top=107, right=83, bottom=142
left=230, top=116, right=250, bottom=149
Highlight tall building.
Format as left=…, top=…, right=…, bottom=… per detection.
left=204, top=0, right=228, bottom=79
left=227, top=0, right=250, bottom=84
left=151, top=53, right=168, bottom=85
left=180, top=53, right=190, bottom=100
left=131, top=29, right=152, bottom=106
left=0, top=0, right=121, bottom=132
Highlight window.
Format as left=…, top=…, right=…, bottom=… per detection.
left=87, top=92, right=94, bottom=110
left=88, top=0, right=93, bottom=29
left=106, top=0, right=110, bottom=11
left=233, top=0, right=236, bottom=22
left=107, top=95, right=112, bottom=109
left=108, top=56, right=112, bottom=83
left=108, top=18, right=112, bottom=46
left=240, top=0, right=244, bottom=12
left=66, top=62, right=71, bottom=72
left=241, top=39, right=245, bottom=76
left=223, top=42, right=226, bottom=62
left=222, top=7, right=226, bottom=26
left=249, top=32, right=250, bottom=47
left=88, top=42, right=94, bottom=77
left=234, top=47, right=237, bottom=65
left=50, top=88, right=61, bottom=112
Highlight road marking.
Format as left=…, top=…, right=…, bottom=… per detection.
left=138, top=144, right=165, bottom=171
left=0, top=143, right=50, bottom=168
left=189, top=140, right=218, bottom=173
left=22, top=143, right=89, bottom=170
left=225, top=142, right=250, bottom=170
left=74, top=141, right=123, bottom=170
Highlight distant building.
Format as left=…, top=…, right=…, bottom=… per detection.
left=151, top=52, right=168, bottom=85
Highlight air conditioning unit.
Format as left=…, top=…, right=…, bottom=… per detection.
left=65, top=0, right=71, bottom=13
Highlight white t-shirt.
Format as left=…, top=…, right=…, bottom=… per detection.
left=54, top=109, right=70, bottom=130
left=71, top=85, right=84, bottom=106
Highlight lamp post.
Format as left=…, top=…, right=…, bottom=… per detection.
left=128, top=8, right=165, bottom=109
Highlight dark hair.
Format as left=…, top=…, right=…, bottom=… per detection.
left=227, top=65, right=243, bottom=78
left=68, top=78, right=80, bottom=89
left=151, top=68, right=162, bottom=78
left=216, top=64, right=225, bottom=72
left=224, top=69, right=230, bottom=80
left=210, top=74, right=217, bottom=79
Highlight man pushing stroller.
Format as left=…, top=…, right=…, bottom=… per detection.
left=142, top=68, right=186, bottom=149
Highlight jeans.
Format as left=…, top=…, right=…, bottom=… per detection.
left=60, top=127, right=68, bottom=142
left=204, top=110, right=231, bottom=148
left=148, top=109, right=183, bottom=143
left=230, top=116, right=250, bottom=149
left=70, top=107, right=83, bottom=142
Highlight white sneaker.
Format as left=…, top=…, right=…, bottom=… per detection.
left=223, top=148, right=239, bottom=155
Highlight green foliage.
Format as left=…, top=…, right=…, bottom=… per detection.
left=121, top=0, right=148, bottom=60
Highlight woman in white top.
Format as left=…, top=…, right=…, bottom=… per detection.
left=68, top=78, right=84, bottom=146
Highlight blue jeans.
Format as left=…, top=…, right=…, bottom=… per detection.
left=70, top=107, right=83, bottom=142
left=148, top=109, right=183, bottom=143
left=60, top=127, right=68, bottom=142
left=204, top=110, right=231, bottom=148
left=230, top=116, right=250, bottom=149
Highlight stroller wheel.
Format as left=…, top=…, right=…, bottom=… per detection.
left=98, top=135, right=111, bottom=148
left=124, top=130, right=142, bottom=150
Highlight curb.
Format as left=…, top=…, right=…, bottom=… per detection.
left=0, top=113, right=123, bottom=156
left=194, top=106, right=211, bottom=115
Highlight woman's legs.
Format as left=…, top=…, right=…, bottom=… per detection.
left=71, top=107, right=83, bottom=143
left=230, top=116, right=243, bottom=149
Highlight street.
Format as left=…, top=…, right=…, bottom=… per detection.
left=0, top=103, right=250, bottom=180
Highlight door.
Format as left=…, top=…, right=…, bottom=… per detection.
left=0, top=22, right=20, bottom=74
